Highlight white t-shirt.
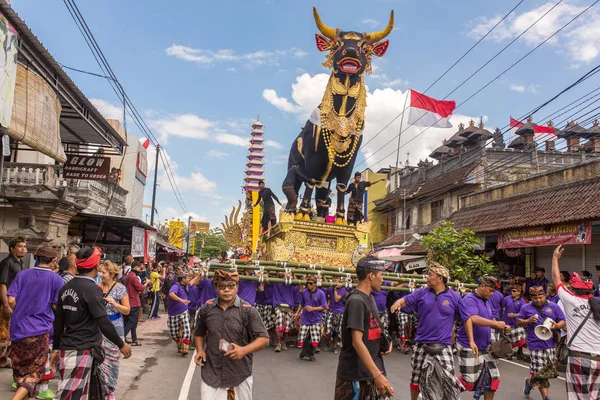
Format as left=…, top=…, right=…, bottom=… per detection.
left=557, top=283, right=600, bottom=353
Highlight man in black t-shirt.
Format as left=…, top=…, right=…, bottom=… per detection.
left=51, top=246, right=131, bottom=399
left=345, top=172, right=385, bottom=225
left=335, top=256, right=393, bottom=400
left=253, top=180, right=282, bottom=233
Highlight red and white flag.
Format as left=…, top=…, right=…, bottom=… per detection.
left=201, top=237, right=205, bottom=248
left=510, top=117, right=524, bottom=137
left=510, top=117, right=556, bottom=136
left=142, top=138, right=150, bottom=149
left=407, top=89, right=456, bottom=128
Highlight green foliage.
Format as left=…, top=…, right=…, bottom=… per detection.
left=193, top=228, right=228, bottom=259
left=422, top=221, right=495, bottom=283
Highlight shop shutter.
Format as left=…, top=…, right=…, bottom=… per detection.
left=534, top=245, right=583, bottom=278
left=585, top=234, right=600, bottom=271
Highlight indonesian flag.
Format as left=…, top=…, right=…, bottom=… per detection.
left=407, top=89, right=456, bottom=128
left=142, top=138, right=150, bottom=149
left=201, top=237, right=205, bottom=248
left=510, top=117, right=556, bottom=137
left=510, top=117, right=524, bottom=137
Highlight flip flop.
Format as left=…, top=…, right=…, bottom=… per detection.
left=131, top=341, right=142, bottom=346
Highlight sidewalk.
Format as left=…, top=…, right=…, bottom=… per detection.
left=0, top=310, right=170, bottom=399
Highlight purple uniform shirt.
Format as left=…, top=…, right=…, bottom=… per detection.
left=197, top=278, right=217, bottom=307
left=488, top=290, right=504, bottom=319
left=272, top=283, right=297, bottom=308
left=294, top=290, right=302, bottom=309
left=188, top=284, right=201, bottom=312
left=372, top=282, right=391, bottom=312
left=8, top=267, right=64, bottom=342
left=402, top=287, right=461, bottom=345
left=517, top=301, right=565, bottom=350
left=328, top=287, right=347, bottom=314
left=547, top=294, right=559, bottom=304
left=238, top=280, right=259, bottom=305
left=456, top=292, right=493, bottom=349
left=168, top=284, right=189, bottom=316
left=300, top=288, right=328, bottom=325
left=501, top=295, right=525, bottom=327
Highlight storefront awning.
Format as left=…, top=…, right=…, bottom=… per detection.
left=156, top=235, right=184, bottom=255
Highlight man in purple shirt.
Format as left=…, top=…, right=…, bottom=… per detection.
left=391, top=263, right=463, bottom=400
left=501, top=285, right=526, bottom=353
left=517, top=286, right=565, bottom=400
left=488, top=288, right=504, bottom=342
left=168, top=273, right=192, bottom=356
left=294, top=276, right=327, bottom=361
left=238, top=271, right=259, bottom=305
left=254, top=283, right=275, bottom=345
left=456, top=276, right=509, bottom=397
left=8, top=246, right=63, bottom=400
left=325, top=281, right=347, bottom=354
left=272, top=281, right=298, bottom=352
left=371, top=281, right=391, bottom=335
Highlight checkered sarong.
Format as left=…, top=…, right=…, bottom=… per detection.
left=530, top=348, right=556, bottom=375
left=410, top=343, right=456, bottom=387
left=395, top=311, right=417, bottom=339
left=505, top=326, right=526, bottom=346
left=57, top=349, right=94, bottom=400
left=490, top=328, right=500, bottom=343
left=298, top=324, right=321, bottom=347
left=457, top=343, right=500, bottom=392
left=255, top=304, right=275, bottom=330
left=325, top=311, right=343, bottom=341
left=275, top=306, right=295, bottom=333
left=566, top=355, right=600, bottom=400
left=168, top=311, right=191, bottom=345
left=379, top=311, right=390, bottom=333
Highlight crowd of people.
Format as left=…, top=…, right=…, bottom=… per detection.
left=1, top=235, right=599, bottom=400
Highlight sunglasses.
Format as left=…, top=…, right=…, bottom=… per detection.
left=306, top=281, right=316, bottom=285
left=217, top=284, right=237, bottom=291
left=511, top=289, right=521, bottom=292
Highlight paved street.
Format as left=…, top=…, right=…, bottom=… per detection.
left=0, top=315, right=568, bottom=399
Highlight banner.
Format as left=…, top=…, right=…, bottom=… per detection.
left=0, top=12, right=18, bottom=129
left=498, top=222, right=592, bottom=249
left=190, top=221, right=210, bottom=233
left=145, top=230, right=157, bottom=263
left=136, top=151, right=147, bottom=184
left=168, top=220, right=185, bottom=249
left=131, top=227, right=145, bottom=257
left=64, top=155, right=111, bottom=181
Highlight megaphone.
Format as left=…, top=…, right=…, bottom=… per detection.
left=534, top=318, right=555, bottom=341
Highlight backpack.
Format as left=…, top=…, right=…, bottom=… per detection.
left=197, top=297, right=253, bottom=345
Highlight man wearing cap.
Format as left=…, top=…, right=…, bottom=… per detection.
left=58, top=244, right=79, bottom=284
left=294, top=275, right=327, bottom=362
left=500, top=284, right=527, bottom=357
left=335, top=256, right=393, bottom=400
left=517, top=286, right=565, bottom=400
left=168, top=273, right=192, bottom=356
left=455, top=275, right=509, bottom=398
left=51, top=246, right=131, bottom=399
left=391, top=262, right=463, bottom=400
left=7, top=246, right=64, bottom=400
left=194, top=269, right=269, bottom=400
left=552, top=245, right=600, bottom=399
left=345, top=173, right=385, bottom=225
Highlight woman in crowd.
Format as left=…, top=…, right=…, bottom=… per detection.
left=98, top=260, right=131, bottom=400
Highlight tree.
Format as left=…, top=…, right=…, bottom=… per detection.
left=193, top=228, right=228, bottom=260
left=422, top=221, right=495, bottom=283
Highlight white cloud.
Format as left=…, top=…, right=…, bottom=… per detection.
left=510, top=84, right=526, bottom=93
left=264, top=73, right=483, bottom=172
left=360, top=19, right=380, bottom=28
left=265, top=140, right=284, bottom=149
left=149, top=114, right=248, bottom=147
left=371, top=72, right=409, bottom=88
left=90, top=98, right=122, bottom=121
left=166, top=45, right=308, bottom=67
left=509, top=83, right=539, bottom=93
left=467, top=2, right=600, bottom=63
left=207, top=150, right=230, bottom=159
left=160, top=207, right=208, bottom=224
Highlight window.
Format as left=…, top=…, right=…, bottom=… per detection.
left=405, top=212, right=411, bottom=229
left=431, top=199, right=444, bottom=221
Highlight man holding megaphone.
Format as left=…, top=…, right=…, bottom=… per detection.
left=516, top=286, right=566, bottom=400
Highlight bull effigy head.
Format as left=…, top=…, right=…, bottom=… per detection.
left=313, top=7, right=393, bottom=75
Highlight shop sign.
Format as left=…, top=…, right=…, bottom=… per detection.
left=64, top=155, right=110, bottom=181
left=135, top=151, right=147, bottom=184
left=498, top=222, right=592, bottom=249
left=189, top=221, right=210, bottom=233
left=405, top=258, right=427, bottom=271
left=131, top=227, right=145, bottom=257
left=145, top=230, right=157, bottom=263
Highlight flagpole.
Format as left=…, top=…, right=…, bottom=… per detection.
left=395, top=91, right=409, bottom=184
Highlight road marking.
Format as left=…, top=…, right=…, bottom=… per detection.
left=499, top=358, right=566, bottom=381
left=178, top=356, right=198, bottom=400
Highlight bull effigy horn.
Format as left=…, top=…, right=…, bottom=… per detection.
left=368, top=10, right=394, bottom=43
left=313, top=7, right=336, bottom=39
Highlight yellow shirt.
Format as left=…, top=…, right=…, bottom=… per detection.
left=150, top=271, right=161, bottom=292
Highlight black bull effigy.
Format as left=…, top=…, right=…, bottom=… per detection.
left=287, top=7, right=394, bottom=224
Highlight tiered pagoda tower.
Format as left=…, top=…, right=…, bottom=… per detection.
left=243, top=118, right=266, bottom=252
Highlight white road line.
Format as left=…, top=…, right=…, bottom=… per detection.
left=178, top=356, right=198, bottom=400
left=499, top=358, right=566, bottom=381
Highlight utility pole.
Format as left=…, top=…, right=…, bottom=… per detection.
left=185, top=215, right=192, bottom=264
left=150, top=144, right=160, bottom=226
left=403, top=189, right=407, bottom=244
left=394, top=93, right=409, bottom=189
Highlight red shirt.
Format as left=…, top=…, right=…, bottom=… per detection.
left=124, top=271, right=145, bottom=307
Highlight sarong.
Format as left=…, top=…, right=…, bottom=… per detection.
left=298, top=323, right=321, bottom=347
left=255, top=304, right=275, bottom=330
left=566, top=355, right=600, bottom=400
left=410, top=343, right=463, bottom=397
left=346, top=198, right=364, bottom=224
left=505, top=325, right=526, bottom=348
left=0, top=307, right=11, bottom=367
left=261, top=204, right=277, bottom=230
left=168, top=311, right=191, bottom=344
left=99, top=336, right=122, bottom=395
left=274, top=306, right=295, bottom=333
left=200, top=375, right=253, bottom=400
left=325, top=311, right=343, bottom=342
left=10, top=333, right=49, bottom=398
left=282, top=186, right=298, bottom=213
left=456, top=343, right=500, bottom=392
left=334, top=376, right=386, bottom=400
left=57, top=349, right=94, bottom=400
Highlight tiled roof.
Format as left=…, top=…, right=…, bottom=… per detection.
left=378, top=234, right=405, bottom=247
left=374, top=161, right=480, bottom=211
left=403, top=241, right=427, bottom=255
left=450, top=177, right=600, bottom=233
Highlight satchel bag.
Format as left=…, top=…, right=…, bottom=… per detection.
left=557, top=309, right=592, bottom=365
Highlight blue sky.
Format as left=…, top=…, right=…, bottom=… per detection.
left=12, top=0, right=600, bottom=227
